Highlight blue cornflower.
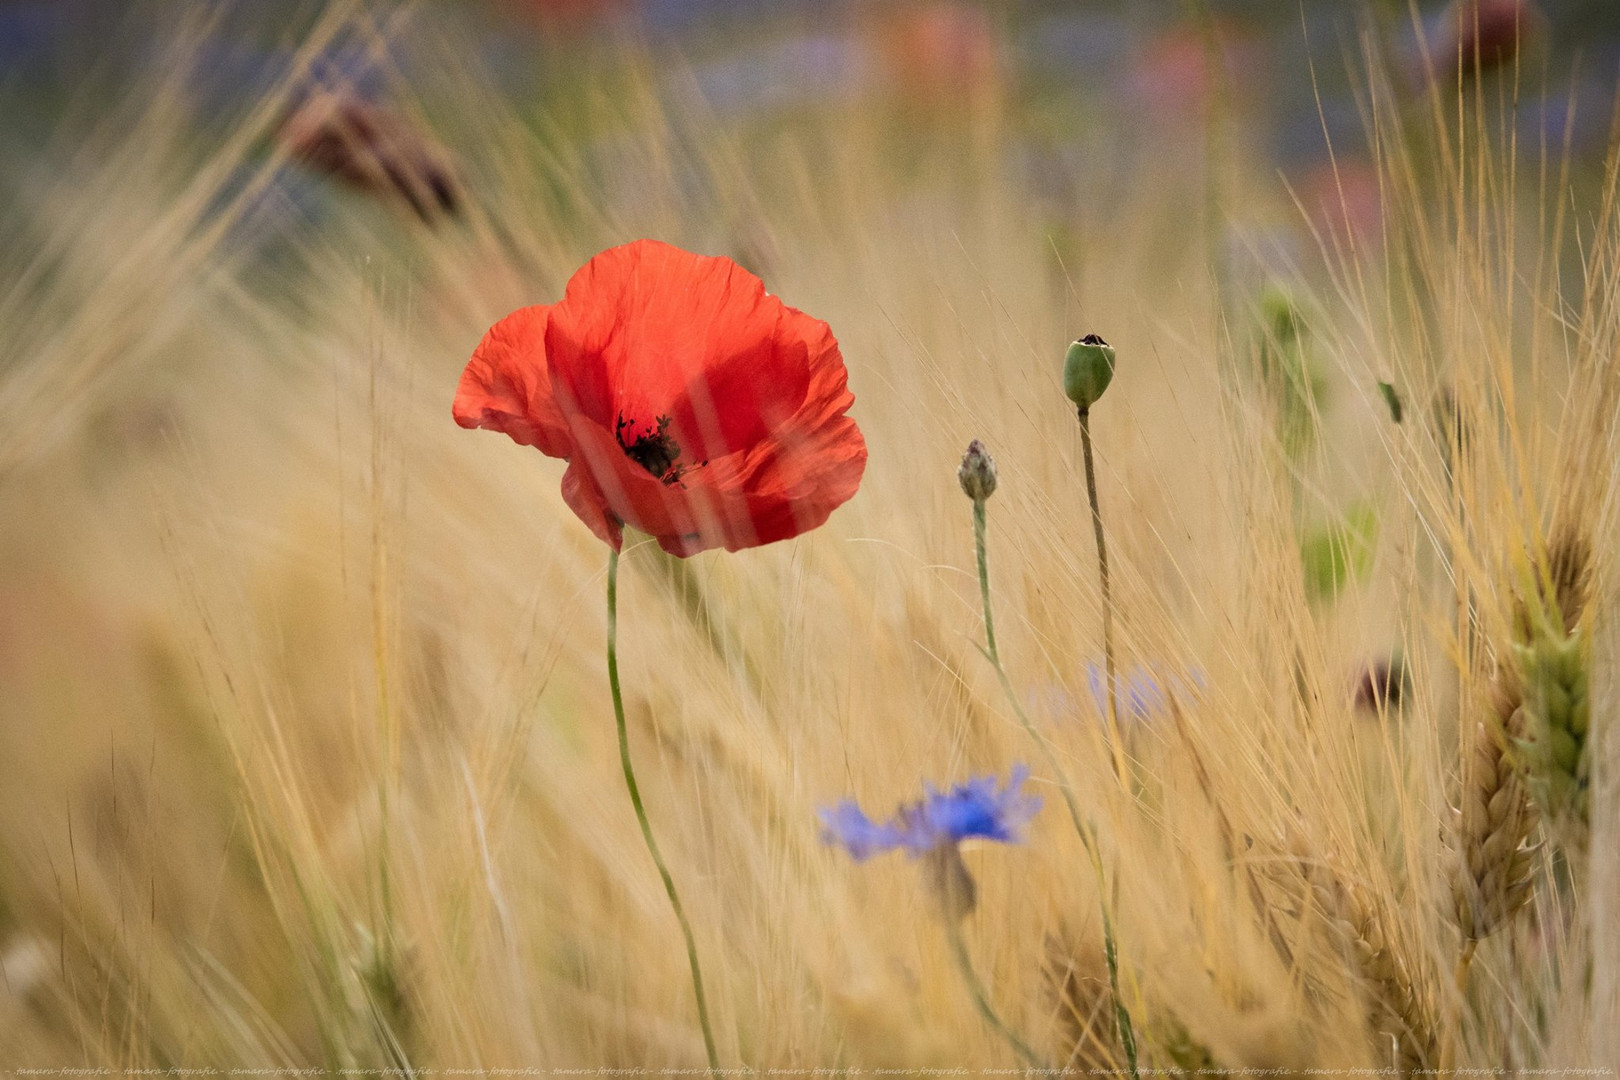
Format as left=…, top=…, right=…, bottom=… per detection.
left=815, top=800, right=904, bottom=861
left=818, top=766, right=1042, bottom=861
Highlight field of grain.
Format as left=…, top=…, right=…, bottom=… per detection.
left=1, top=2, right=1615, bottom=1073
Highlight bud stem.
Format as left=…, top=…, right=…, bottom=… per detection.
left=970, top=491, right=1140, bottom=1078
left=1079, top=406, right=1131, bottom=788
left=972, top=498, right=999, bottom=663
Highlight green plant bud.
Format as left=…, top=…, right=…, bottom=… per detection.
left=1064, top=334, right=1116, bottom=410
left=957, top=439, right=998, bottom=502
left=1260, top=285, right=1305, bottom=346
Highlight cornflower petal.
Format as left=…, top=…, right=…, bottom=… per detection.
left=819, top=766, right=1041, bottom=861
left=818, top=800, right=906, bottom=861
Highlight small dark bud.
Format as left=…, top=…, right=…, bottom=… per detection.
left=1063, top=334, right=1116, bottom=410
left=1353, top=655, right=1410, bottom=715
left=278, top=90, right=463, bottom=225
left=1441, top=0, right=1542, bottom=80
left=958, top=438, right=998, bottom=501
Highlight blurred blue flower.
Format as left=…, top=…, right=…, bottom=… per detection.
left=816, top=800, right=904, bottom=861
left=1084, top=662, right=1207, bottom=723
left=819, top=766, right=1041, bottom=860
left=1024, top=663, right=1207, bottom=740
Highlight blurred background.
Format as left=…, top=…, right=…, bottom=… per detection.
left=7, top=0, right=1620, bottom=246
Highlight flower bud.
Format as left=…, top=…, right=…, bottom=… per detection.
left=957, top=438, right=998, bottom=501
left=1260, top=286, right=1304, bottom=347
left=1064, top=334, right=1116, bottom=410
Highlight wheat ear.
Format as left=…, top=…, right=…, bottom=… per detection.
left=1511, top=532, right=1594, bottom=840
left=1308, top=867, right=1436, bottom=1073
left=1450, top=664, right=1538, bottom=943
left=1441, top=530, right=1592, bottom=1070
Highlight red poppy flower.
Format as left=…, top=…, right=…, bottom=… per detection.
left=454, top=240, right=867, bottom=556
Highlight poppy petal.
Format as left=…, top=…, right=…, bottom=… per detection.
left=560, top=456, right=623, bottom=552
left=566, top=420, right=704, bottom=550
left=453, top=305, right=573, bottom=459
left=701, top=312, right=866, bottom=551
left=460, top=240, right=865, bottom=556
left=545, top=241, right=809, bottom=461
left=666, top=327, right=810, bottom=468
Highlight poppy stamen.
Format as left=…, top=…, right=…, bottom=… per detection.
left=616, top=413, right=697, bottom=486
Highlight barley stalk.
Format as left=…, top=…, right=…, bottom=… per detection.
left=1457, top=531, right=1591, bottom=907
left=1441, top=530, right=1592, bottom=1068
left=1449, top=666, right=1537, bottom=943
left=1511, top=531, right=1593, bottom=843
left=1307, top=867, right=1436, bottom=1073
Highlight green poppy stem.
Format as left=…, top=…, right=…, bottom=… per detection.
left=1078, top=406, right=1130, bottom=789
left=970, top=496, right=1139, bottom=1078
left=606, top=549, right=721, bottom=1078
left=942, top=910, right=1044, bottom=1070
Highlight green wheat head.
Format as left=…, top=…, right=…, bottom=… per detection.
left=1509, top=535, right=1593, bottom=837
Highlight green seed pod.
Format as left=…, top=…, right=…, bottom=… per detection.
left=1064, top=334, right=1116, bottom=410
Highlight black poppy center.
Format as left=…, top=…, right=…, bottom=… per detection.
left=616, top=414, right=703, bottom=486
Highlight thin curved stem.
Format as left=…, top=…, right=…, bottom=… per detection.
left=943, top=914, right=1044, bottom=1070
left=1079, top=407, right=1130, bottom=788
left=972, top=497, right=1139, bottom=1077
left=607, top=549, right=721, bottom=1078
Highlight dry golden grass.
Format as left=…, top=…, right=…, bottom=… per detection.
left=1, top=3, right=1616, bottom=1073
